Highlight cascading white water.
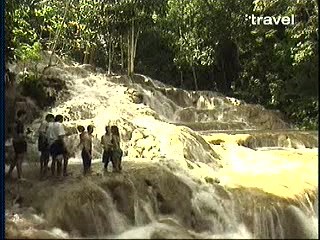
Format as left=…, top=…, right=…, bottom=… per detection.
left=131, top=74, right=289, bottom=132
left=5, top=62, right=318, bottom=239
left=10, top=165, right=318, bottom=239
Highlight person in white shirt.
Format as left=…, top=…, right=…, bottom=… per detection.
left=38, top=113, right=54, bottom=179
left=49, top=114, right=67, bottom=177
left=46, top=116, right=57, bottom=148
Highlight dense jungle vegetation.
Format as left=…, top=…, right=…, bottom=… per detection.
left=6, top=0, right=319, bottom=129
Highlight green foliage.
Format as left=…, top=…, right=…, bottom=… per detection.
left=20, top=74, right=47, bottom=108
left=285, top=97, right=318, bottom=130
left=238, top=0, right=319, bottom=129
left=15, top=42, right=42, bottom=63
left=6, top=0, right=318, bottom=129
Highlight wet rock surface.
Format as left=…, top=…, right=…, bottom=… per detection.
left=5, top=57, right=318, bottom=239
left=5, top=162, right=202, bottom=238
left=238, top=132, right=318, bottom=149
left=5, top=161, right=317, bottom=239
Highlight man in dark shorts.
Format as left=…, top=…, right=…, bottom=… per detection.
left=7, top=110, right=27, bottom=180
left=49, top=115, right=67, bottom=177
left=80, top=125, right=94, bottom=175
left=38, top=113, right=54, bottom=179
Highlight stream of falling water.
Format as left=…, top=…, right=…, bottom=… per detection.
left=6, top=166, right=318, bottom=239
left=6, top=62, right=318, bottom=239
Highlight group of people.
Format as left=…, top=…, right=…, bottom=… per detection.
left=6, top=109, right=123, bottom=180
left=38, top=113, right=69, bottom=178
left=100, top=125, right=123, bottom=172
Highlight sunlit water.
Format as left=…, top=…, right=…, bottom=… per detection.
left=6, top=61, right=318, bottom=239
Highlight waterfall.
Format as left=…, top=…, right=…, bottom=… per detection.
left=5, top=64, right=318, bottom=239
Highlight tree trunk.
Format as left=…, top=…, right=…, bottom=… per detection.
left=61, top=41, right=65, bottom=55
left=89, top=46, right=96, bottom=67
left=48, top=32, right=52, bottom=49
left=108, top=38, right=112, bottom=75
left=83, top=44, right=89, bottom=64
left=220, top=60, right=228, bottom=94
left=130, top=19, right=135, bottom=76
left=179, top=27, right=184, bottom=88
left=191, top=65, right=198, bottom=91
left=180, top=70, right=184, bottom=88
left=127, top=31, right=131, bottom=76
left=120, top=35, right=124, bottom=70
left=314, top=0, right=319, bottom=39
left=133, top=27, right=139, bottom=63
left=48, top=0, right=70, bottom=67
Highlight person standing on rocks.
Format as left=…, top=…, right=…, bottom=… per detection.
left=38, top=113, right=54, bottom=179
left=110, top=125, right=123, bottom=172
left=46, top=114, right=55, bottom=171
left=87, top=125, right=94, bottom=172
left=77, top=125, right=86, bottom=143
left=48, top=114, right=67, bottom=177
left=101, top=126, right=113, bottom=171
left=80, top=125, right=94, bottom=175
left=7, top=110, right=28, bottom=180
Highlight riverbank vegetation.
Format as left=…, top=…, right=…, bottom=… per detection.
left=6, top=0, right=318, bottom=129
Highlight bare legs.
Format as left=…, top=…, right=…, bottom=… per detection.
left=111, top=157, right=121, bottom=173
left=40, top=151, right=50, bottom=179
left=51, top=155, right=63, bottom=177
left=7, top=153, right=24, bottom=179
left=82, top=150, right=92, bottom=175
left=63, top=154, right=68, bottom=176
